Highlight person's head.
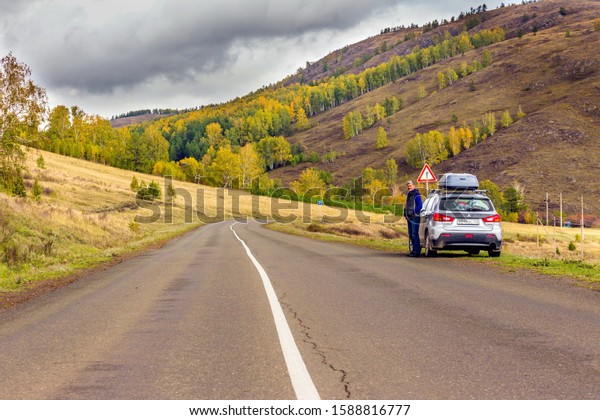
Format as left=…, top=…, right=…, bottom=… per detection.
left=407, top=180, right=415, bottom=191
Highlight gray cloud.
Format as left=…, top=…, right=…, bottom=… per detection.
left=0, top=0, right=505, bottom=116
left=6, top=0, right=401, bottom=92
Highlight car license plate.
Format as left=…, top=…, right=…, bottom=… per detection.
left=457, top=219, right=479, bottom=225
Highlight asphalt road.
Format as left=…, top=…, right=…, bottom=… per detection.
left=1, top=220, right=599, bottom=399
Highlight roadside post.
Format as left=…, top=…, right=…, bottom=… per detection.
left=417, top=163, right=437, bottom=195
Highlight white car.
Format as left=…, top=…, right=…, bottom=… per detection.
left=418, top=174, right=502, bottom=257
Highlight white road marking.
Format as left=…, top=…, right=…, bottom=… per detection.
left=230, top=222, right=321, bottom=400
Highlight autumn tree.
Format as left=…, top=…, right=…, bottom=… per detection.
left=437, top=71, right=447, bottom=89
left=376, top=126, right=389, bottom=149
left=205, top=122, right=228, bottom=148
left=256, top=135, right=291, bottom=170
left=290, top=167, right=326, bottom=199
left=0, top=53, right=47, bottom=194
left=500, top=110, right=513, bottom=128
left=482, top=112, right=496, bottom=137
left=210, top=147, right=241, bottom=188
left=238, top=143, right=263, bottom=189
left=405, top=131, right=448, bottom=168
left=384, top=158, right=398, bottom=191
left=382, top=96, right=402, bottom=116
left=46, top=105, right=72, bottom=148
left=342, top=111, right=363, bottom=139
left=447, top=126, right=462, bottom=156
left=295, top=107, right=310, bottom=130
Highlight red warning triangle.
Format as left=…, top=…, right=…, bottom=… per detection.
left=417, top=163, right=437, bottom=183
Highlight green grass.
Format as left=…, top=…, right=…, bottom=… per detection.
left=496, top=254, right=600, bottom=289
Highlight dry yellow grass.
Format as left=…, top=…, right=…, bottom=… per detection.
left=1, top=149, right=387, bottom=292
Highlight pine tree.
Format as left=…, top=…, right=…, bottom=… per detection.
left=130, top=175, right=140, bottom=191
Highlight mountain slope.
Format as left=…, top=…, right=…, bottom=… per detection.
left=272, top=0, right=600, bottom=215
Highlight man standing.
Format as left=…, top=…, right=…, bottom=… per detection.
left=404, top=180, right=423, bottom=257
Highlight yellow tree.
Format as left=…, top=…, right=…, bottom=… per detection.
left=238, top=143, right=263, bottom=189
left=179, top=156, right=201, bottom=182
left=295, top=107, right=310, bottom=130
left=501, top=110, right=513, bottom=128
left=447, top=126, right=461, bottom=156
left=460, top=127, right=474, bottom=150
left=205, top=122, right=226, bottom=148
left=458, top=32, right=474, bottom=55
left=210, top=147, right=241, bottom=188
left=376, top=126, right=389, bottom=149
left=290, top=167, right=325, bottom=199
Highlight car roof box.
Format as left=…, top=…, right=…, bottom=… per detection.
left=438, top=173, right=479, bottom=191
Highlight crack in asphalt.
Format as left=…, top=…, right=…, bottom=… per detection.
left=279, top=294, right=351, bottom=399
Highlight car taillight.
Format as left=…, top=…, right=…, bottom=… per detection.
left=483, top=214, right=501, bottom=223
left=433, top=213, right=455, bottom=222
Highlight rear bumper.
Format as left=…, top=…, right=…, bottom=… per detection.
left=431, top=232, right=502, bottom=251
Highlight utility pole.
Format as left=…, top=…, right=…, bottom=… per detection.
left=560, top=192, right=563, bottom=231
left=545, top=192, right=549, bottom=226
left=581, top=195, right=584, bottom=260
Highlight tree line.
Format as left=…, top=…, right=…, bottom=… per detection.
left=405, top=108, right=523, bottom=168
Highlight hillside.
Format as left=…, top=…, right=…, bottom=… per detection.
left=272, top=0, right=600, bottom=216
left=31, top=0, right=600, bottom=220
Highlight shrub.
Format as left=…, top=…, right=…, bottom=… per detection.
left=136, top=180, right=161, bottom=201
left=129, top=222, right=141, bottom=234
left=32, top=178, right=42, bottom=202
left=36, top=155, right=46, bottom=169
left=568, top=241, right=576, bottom=252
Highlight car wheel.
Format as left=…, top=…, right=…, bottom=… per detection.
left=489, top=250, right=501, bottom=258
left=424, top=232, right=437, bottom=257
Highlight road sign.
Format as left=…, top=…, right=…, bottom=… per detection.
left=417, top=163, right=437, bottom=183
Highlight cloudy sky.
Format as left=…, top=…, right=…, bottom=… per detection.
left=1, top=0, right=504, bottom=119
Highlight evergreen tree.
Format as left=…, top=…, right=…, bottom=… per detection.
left=130, top=175, right=140, bottom=191
left=32, top=177, right=42, bottom=202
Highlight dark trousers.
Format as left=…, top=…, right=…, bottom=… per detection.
left=407, top=217, right=421, bottom=255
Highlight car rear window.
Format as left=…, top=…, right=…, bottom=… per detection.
left=440, top=197, right=493, bottom=212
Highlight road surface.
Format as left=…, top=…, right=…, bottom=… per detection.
left=1, top=220, right=599, bottom=399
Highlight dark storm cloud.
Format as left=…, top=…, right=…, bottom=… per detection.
left=2, top=0, right=404, bottom=94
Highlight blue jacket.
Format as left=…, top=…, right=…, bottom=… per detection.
left=404, top=189, right=422, bottom=218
